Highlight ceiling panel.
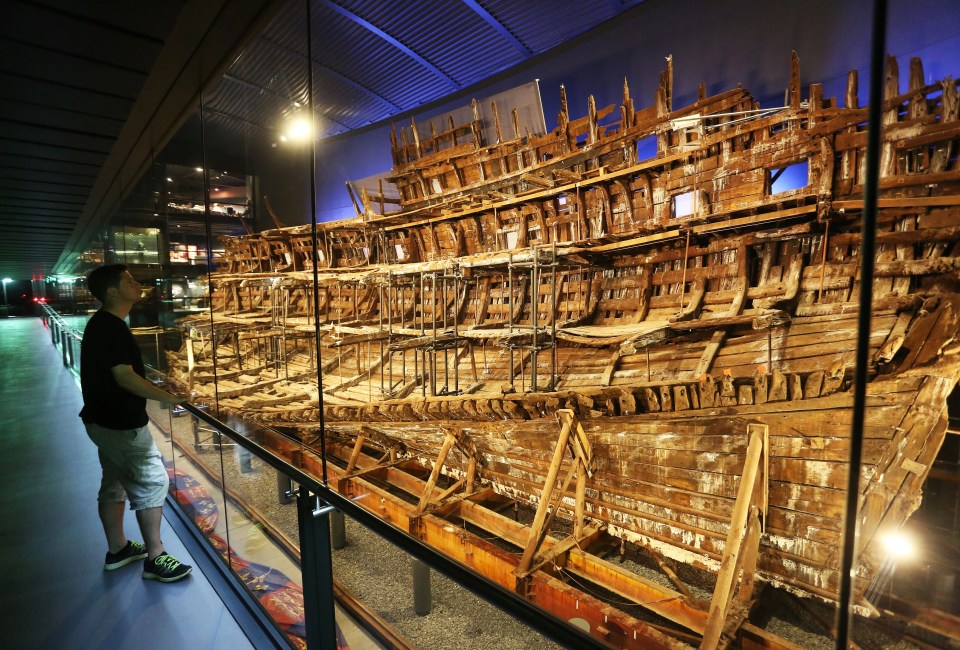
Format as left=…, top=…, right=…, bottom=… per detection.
left=0, top=0, right=184, bottom=279
left=0, top=0, right=646, bottom=281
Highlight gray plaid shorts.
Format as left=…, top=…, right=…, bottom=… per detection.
left=84, top=422, right=169, bottom=510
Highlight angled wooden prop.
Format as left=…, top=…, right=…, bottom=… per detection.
left=699, top=423, right=768, bottom=650
left=516, top=409, right=594, bottom=576
left=413, top=431, right=458, bottom=517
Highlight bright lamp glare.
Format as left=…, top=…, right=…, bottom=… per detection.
left=881, top=531, right=915, bottom=560
left=287, top=118, right=311, bottom=141
left=2, top=278, right=11, bottom=284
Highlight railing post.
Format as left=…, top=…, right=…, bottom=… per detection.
left=277, top=472, right=294, bottom=505
left=837, top=2, right=888, bottom=647
left=60, top=329, right=69, bottom=367
left=296, top=487, right=338, bottom=650
left=330, top=509, right=346, bottom=549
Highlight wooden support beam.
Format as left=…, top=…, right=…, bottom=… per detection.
left=736, top=510, right=762, bottom=604
left=524, top=525, right=603, bottom=577
left=601, top=345, right=625, bottom=386
left=694, top=331, right=727, bottom=378
left=518, top=455, right=579, bottom=575
left=344, top=435, right=366, bottom=475
left=565, top=548, right=709, bottom=634
left=413, top=431, right=457, bottom=516
left=832, top=196, right=960, bottom=209
left=516, top=412, right=572, bottom=573
left=344, top=458, right=404, bottom=480
left=568, top=409, right=595, bottom=478
left=873, top=310, right=913, bottom=366
left=700, top=424, right=767, bottom=650
left=432, top=476, right=466, bottom=504
left=516, top=409, right=594, bottom=574
left=739, top=623, right=809, bottom=650
left=465, top=456, right=477, bottom=493
left=653, top=553, right=695, bottom=600
left=521, top=172, right=555, bottom=189
left=575, top=457, right=587, bottom=537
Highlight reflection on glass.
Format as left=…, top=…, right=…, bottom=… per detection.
left=44, top=0, right=960, bottom=646
left=156, top=407, right=314, bottom=647
left=113, top=227, right=161, bottom=264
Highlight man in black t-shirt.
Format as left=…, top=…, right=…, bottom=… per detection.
left=80, top=264, right=192, bottom=583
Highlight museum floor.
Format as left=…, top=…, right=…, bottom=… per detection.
left=0, top=315, right=264, bottom=649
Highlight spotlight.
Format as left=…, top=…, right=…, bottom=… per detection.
left=881, top=531, right=915, bottom=560
left=286, top=118, right=312, bottom=141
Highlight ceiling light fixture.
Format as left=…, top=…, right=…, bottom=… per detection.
left=286, top=117, right=312, bottom=141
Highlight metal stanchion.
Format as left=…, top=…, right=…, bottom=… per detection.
left=330, top=509, right=346, bottom=550
left=60, top=329, right=69, bottom=366
left=295, top=487, right=338, bottom=650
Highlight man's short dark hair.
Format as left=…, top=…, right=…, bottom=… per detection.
left=86, top=264, right=128, bottom=302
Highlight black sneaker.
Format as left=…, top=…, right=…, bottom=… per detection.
left=104, top=540, right=148, bottom=570
left=142, top=552, right=192, bottom=583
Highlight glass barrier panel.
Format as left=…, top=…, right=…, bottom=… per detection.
left=102, top=0, right=960, bottom=647
left=146, top=402, right=303, bottom=647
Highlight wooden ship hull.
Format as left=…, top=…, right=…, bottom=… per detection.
left=169, top=53, right=960, bottom=644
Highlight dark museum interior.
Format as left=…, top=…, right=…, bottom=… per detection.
left=2, top=1, right=960, bottom=649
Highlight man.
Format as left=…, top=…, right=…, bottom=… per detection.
left=80, top=264, right=192, bottom=583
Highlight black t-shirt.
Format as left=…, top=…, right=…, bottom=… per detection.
left=79, top=310, right=148, bottom=429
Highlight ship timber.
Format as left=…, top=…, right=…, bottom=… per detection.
left=170, top=52, right=960, bottom=645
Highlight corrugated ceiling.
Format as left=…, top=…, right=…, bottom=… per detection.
left=210, top=0, right=644, bottom=139
left=0, top=0, right=184, bottom=281
left=0, top=0, right=645, bottom=281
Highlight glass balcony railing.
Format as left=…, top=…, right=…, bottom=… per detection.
left=43, top=303, right=600, bottom=650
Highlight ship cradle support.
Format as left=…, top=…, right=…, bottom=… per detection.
left=255, top=418, right=775, bottom=649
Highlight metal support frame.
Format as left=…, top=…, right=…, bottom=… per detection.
left=295, top=486, right=339, bottom=650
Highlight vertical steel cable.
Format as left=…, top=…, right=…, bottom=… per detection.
left=836, top=0, right=887, bottom=646
left=199, top=101, right=223, bottom=424
left=199, top=98, right=235, bottom=562
left=305, top=0, right=327, bottom=485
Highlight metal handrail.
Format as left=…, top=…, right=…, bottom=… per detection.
left=41, top=304, right=85, bottom=371
left=41, top=298, right=608, bottom=647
